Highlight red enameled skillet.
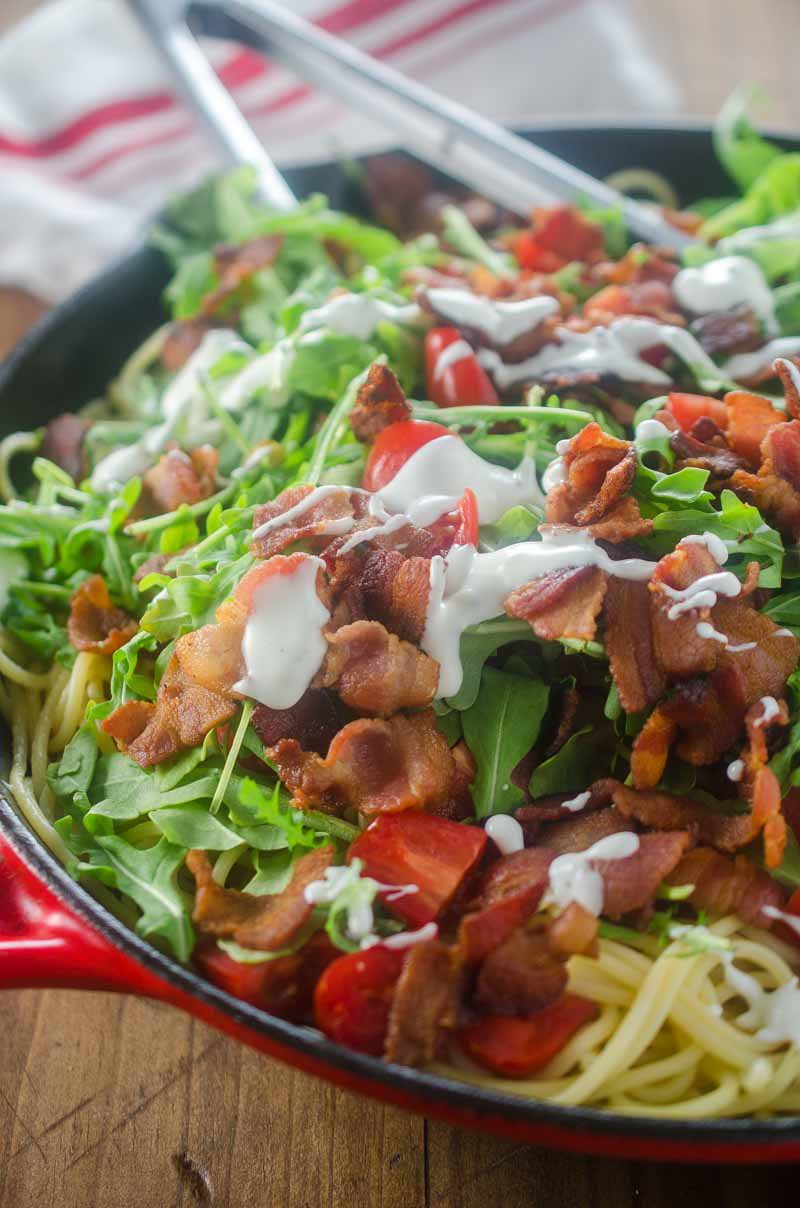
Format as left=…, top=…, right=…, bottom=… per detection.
left=3, top=124, right=800, bottom=1163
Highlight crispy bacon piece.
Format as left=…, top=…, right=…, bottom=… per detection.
left=384, top=940, right=462, bottom=1066
left=515, top=778, right=616, bottom=828
left=505, top=565, right=608, bottom=642
left=174, top=615, right=244, bottom=697
left=436, top=740, right=477, bottom=822
left=161, top=316, right=223, bottom=372
left=664, top=846, right=784, bottom=928
left=669, top=428, right=745, bottom=481
left=357, top=548, right=431, bottom=643
left=739, top=698, right=791, bottom=868
left=252, top=690, right=345, bottom=758
left=142, top=445, right=219, bottom=515
left=67, top=574, right=137, bottom=655
left=690, top=307, right=761, bottom=358
left=474, top=927, right=568, bottom=1016
left=725, top=390, right=784, bottom=467
left=600, top=831, right=690, bottom=919
left=603, top=579, right=666, bottom=713
left=768, top=420, right=800, bottom=492
left=186, top=844, right=332, bottom=951
left=41, top=412, right=91, bottom=481
left=319, top=620, right=438, bottom=716
left=349, top=364, right=411, bottom=443
left=478, top=846, right=554, bottom=908
left=103, top=654, right=236, bottom=766
left=546, top=423, right=652, bottom=541
left=251, top=484, right=359, bottom=559
left=548, top=902, right=598, bottom=956
left=648, top=543, right=725, bottom=680
left=269, top=709, right=455, bottom=816
left=132, top=551, right=175, bottom=584
left=776, top=357, right=800, bottom=419
left=629, top=707, right=679, bottom=790
left=457, top=884, right=547, bottom=964
left=537, top=806, right=633, bottom=856
left=610, top=782, right=757, bottom=852
left=201, top=234, right=284, bottom=315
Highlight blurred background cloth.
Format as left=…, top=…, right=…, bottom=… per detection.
left=0, top=0, right=795, bottom=302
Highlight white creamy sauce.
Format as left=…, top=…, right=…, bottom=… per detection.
left=376, top=434, right=543, bottom=524
left=726, top=759, right=745, bottom=783
left=775, top=355, right=800, bottom=397
left=251, top=483, right=358, bottom=542
left=635, top=418, right=672, bottom=445
left=763, top=905, right=800, bottom=939
left=425, top=287, right=559, bottom=346
left=755, top=695, right=781, bottom=727
left=220, top=336, right=295, bottom=411
left=561, top=791, right=592, bottom=813
left=722, top=955, right=800, bottom=1048
left=723, top=337, right=800, bottom=383
left=376, top=922, right=439, bottom=950
left=161, top=330, right=249, bottom=423
left=432, top=338, right=475, bottom=379
left=304, top=863, right=423, bottom=948
left=660, top=570, right=741, bottom=620
left=775, top=628, right=796, bottom=639
left=696, top=621, right=729, bottom=645
left=680, top=531, right=730, bottom=564
left=546, top=832, right=640, bottom=917
left=719, top=212, right=800, bottom=252
left=234, top=555, right=330, bottom=709
left=484, top=814, right=525, bottom=855
left=541, top=456, right=566, bottom=493
left=423, top=532, right=656, bottom=697
left=673, top=256, right=777, bottom=334
left=298, top=293, right=422, bottom=341
left=477, top=317, right=721, bottom=390
left=726, top=640, right=757, bottom=653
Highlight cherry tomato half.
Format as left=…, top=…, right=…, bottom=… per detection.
left=424, top=327, right=499, bottom=409
left=313, top=945, right=406, bottom=1055
left=458, top=994, right=598, bottom=1078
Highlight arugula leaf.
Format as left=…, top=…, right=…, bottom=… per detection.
left=441, top=205, right=515, bottom=275
left=93, top=835, right=194, bottom=961
left=462, top=666, right=549, bottom=816
left=702, top=152, right=800, bottom=242
left=152, top=805, right=244, bottom=851
left=529, top=726, right=612, bottom=797
left=47, top=724, right=98, bottom=803
left=243, top=849, right=296, bottom=895
left=445, top=618, right=535, bottom=711
left=713, top=87, right=784, bottom=192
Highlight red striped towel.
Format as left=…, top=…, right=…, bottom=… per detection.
left=0, top=0, right=679, bottom=301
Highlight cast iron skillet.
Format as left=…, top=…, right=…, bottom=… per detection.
left=2, top=126, right=800, bottom=1163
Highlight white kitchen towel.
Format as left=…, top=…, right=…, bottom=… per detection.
left=0, top=0, right=681, bottom=302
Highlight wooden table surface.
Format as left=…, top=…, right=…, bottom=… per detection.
left=2, top=1, right=800, bottom=1204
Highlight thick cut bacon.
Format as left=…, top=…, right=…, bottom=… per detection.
left=690, top=307, right=761, bottom=358
left=201, top=235, right=284, bottom=315
left=252, top=690, right=345, bottom=758
left=545, top=423, right=651, bottom=542
left=269, top=709, right=455, bottom=816
left=768, top=421, right=800, bottom=492
left=187, top=844, right=332, bottom=951
left=67, top=574, right=137, bottom=655
left=599, top=831, right=690, bottom=919
left=603, top=579, right=666, bottom=713
left=669, top=428, right=745, bottom=482
left=384, top=940, right=462, bottom=1066
left=478, top=847, right=554, bottom=908
left=629, top=707, right=678, bottom=790
left=103, top=654, right=236, bottom=766
left=349, top=364, right=411, bottom=442
left=505, top=565, right=608, bottom=642
left=664, top=846, right=784, bottom=928
left=515, top=778, right=616, bottom=828
left=537, top=807, right=633, bottom=856
left=475, top=927, right=568, bottom=1016
left=251, top=484, right=359, bottom=559
left=41, top=412, right=91, bottom=481
left=725, top=391, right=784, bottom=467
left=457, top=884, right=547, bottom=963
left=610, top=782, right=757, bottom=852
left=319, top=620, right=438, bottom=716
left=648, top=543, right=728, bottom=681
left=548, top=902, right=598, bottom=956
left=142, top=446, right=219, bottom=515
left=357, top=548, right=431, bottom=643
left=174, top=615, right=244, bottom=697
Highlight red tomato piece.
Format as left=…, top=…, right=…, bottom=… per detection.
left=424, top=327, right=499, bottom=410
left=533, top=206, right=605, bottom=262
left=425, top=487, right=479, bottom=555
left=362, top=418, right=450, bottom=492
left=458, top=994, right=598, bottom=1078
left=666, top=392, right=729, bottom=434
left=313, top=945, right=406, bottom=1055
left=195, top=932, right=338, bottom=1021
left=512, top=231, right=565, bottom=273
left=349, top=811, right=488, bottom=928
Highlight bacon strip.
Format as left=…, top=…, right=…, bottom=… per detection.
left=268, top=709, right=455, bottom=816
left=201, top=234, right=284, bottom=315
left=384, top=940, right=462, bottom=1066
left=610, top=782, right=756, bottom=852
left=349, top=363, right=411, bottom=443
left=252, top=689, right=345, bottom=758
left=545, top=422, right=652, bottom=542
left=537, top=807, right=633, bottom=856
left=474, top=927, right=568, bottom=1016
left=319, top=619, right=439, bottom=716
left=186, top=844, right=332, bottom=951
left=356, top=548, right=432, bottom=643
left=67, top=574, right=137, bottom=655
left=41, top=412, right=91, bottom=481
left=599, top=831, right=691, bottom=919
left=664, top=846, right=784, bottom=928
left=251, top=484, right=359, bottom=559
left=603, top=579, right=666, bottom=713
left=142, top=446, right=219, bottom=515
left=505, top=565, right=608, bottom=642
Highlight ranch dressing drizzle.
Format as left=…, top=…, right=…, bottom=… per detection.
left=635, top=418, right=672, bottom=444
left=762, top=905, right=800, bottom=939
left=719, top=211, right=800, bottom=252
left=726, top=759, right=745, bottom=782
left=541, top=456, right=566, bottom=493
left=545, top=832, right=640, bottom=916
left=220, top=336, right=295, bottom=412
left=298, top=293, right=423, bottom=340
left=755, top=696, right=781, bottom=726
left=775, top=356, right=800, bottom=398
left=251, top=484, right=361, bottom=542
left=660, top=570, right=741, bottom=620
left=304, top=863, right=424, bottom=949
left=477, top=317, right=721, bottom=390
left=485, top=815, right=525, bottom=855
left=723, top=337, right=800, bottom=384
left=234, top=554, right=330, bottom=709
left=425, top=287, right=559, bottom=346
left=673, top=256, right=778, bottom=334
left=680, top=532, right=730, bottom=564
left=433, top=339, right=474, bottom=378
left=561, top=791, right=592, bottom=813
left=423, top=531, right=656, bottom=698
left=721, top=954, right=800, bottom=1048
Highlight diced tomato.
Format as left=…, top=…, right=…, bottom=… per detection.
left=724, top=390, right=785, bottom=466
left=666, top=392, right=729, bottom=435
left=313, top=945, right=406, bottom=1055
left=458, top=994, right=598, bottom=1078
left=424, top=327, right=499, bottom=410
left=349, top=811, right=488, bottom=928
left=362, top=419, right=450, bottom=492
left=195, top=932, right=338, bottom=1021
left=583, top=284, right=632, bottom=319
left=533, top=205, right=605, bottom=262
left=511, top=231, right=565, bottom=273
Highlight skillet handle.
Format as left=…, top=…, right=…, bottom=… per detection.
left=0, top=830, right=164, bottom=994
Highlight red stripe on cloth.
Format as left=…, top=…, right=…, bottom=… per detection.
left=0, top=0, right=418, bottom=159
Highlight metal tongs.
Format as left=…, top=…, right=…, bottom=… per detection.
left=129, top=0, right=690, bottom=250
